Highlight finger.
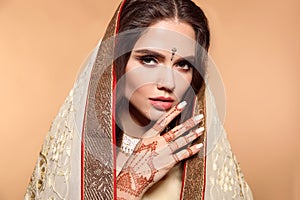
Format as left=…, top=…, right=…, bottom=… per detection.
left=144, top=101, right=187, bottom=137
left=173, top=143, right=203, bottom=162
left=169, top=127, right=204, bottom=151
left=163, top=114, right=204, bottom=142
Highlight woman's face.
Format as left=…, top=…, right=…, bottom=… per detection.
left=124, top=20, right=196, bottom=123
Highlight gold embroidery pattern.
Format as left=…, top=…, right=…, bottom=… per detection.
left=25, top=93, right=74, bottom=200
left=25, top=62, right=91, bottom=200
left=181, top=89, right=206, bottom=200
left=205, top=118, right=253, bottom=200
left=84, top=152, right=113, bottom=200
left=83, top=4, right=120, bottom=198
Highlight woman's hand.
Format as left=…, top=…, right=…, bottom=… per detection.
left=117, top=101, right=204, bottom=199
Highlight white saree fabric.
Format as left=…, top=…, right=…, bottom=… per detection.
left=204, top=87, right=253, bottom=199
left=25, top=43, right=253, bottom=200
left=24, top=43, right=99, bottom=200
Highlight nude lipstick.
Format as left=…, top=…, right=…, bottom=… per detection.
left=149, top=96, right=174, bottom=110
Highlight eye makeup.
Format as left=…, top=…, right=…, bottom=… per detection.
left=133, top=49, right=195, bottom=71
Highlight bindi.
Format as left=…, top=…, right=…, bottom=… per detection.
left=170, top=47, right=177, bottom=61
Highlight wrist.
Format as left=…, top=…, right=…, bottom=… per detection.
left=117, top=188, right=142, bottom=200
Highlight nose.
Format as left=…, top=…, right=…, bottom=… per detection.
left=157, top=67, right=175, bottom=92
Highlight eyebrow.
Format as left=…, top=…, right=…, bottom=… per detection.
left=133, top=49, right=195, bottom=63
left=133, top=49, right=166, bottom=61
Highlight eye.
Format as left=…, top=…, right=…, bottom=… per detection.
left=137, top=55, right=158, bottom=66
left=175, top=60, right=193, bottom=71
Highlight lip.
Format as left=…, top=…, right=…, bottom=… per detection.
left=149, top=96, right=174, bottom=111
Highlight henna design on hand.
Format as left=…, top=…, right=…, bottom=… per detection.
left=152, top=102, right=185, bottom=132
left=162, top=129, right=176, bottom=142
left=187, top=148, right=193, bottom=157
left=117, top=103, right=205, bottom=199
left=117, top=167, right=157, bottom=197
left=134, top=141, right=158, bottom=153
left=163, top=114, right=203, bottom=143
left=169, top=141, right=179, bottom=152
left=172, top=153, right=180, bottom=162
left=182, top=116, right=197, bottom=130
left=117, top=142, right=158, bottom=197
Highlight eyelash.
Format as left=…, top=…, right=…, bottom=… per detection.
left=136, top=55, right=193, bottom=72
left=137, top=55, right=158, bottom=66
left=175, top=60, right=193, bottom=71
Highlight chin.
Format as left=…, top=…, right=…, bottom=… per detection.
left=147, top=108, right=168, bottom=121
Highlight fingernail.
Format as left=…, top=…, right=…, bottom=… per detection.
left=194, top=114, right=204, bottom=121
left=196, top=143, right=203, bottom=149
left=195, top=127, right=205, bottom=134
left=177, top=101, right=187, bottom=109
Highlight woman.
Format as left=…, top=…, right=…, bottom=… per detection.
left=25, top=0, right=253, bottom=199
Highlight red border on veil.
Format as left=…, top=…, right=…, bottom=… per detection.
left=81, top=88, right=89, bottom=200
left=80, top=1, right=127, bottom=199
left=113, top=1, right=127, bottom=199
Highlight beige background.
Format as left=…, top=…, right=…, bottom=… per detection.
left=0, top=0, right=299, bottom=199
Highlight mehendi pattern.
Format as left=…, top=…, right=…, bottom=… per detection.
left=152, top=103, right=184, bottom=132
left=163, top=129, right=176, bottom=142
left=118, top=141, right=159, bottom=197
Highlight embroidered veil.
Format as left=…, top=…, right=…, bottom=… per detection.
left=25, top=1, right=253, bottom=199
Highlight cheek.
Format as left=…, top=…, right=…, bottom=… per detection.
left=124, top=59, right=143, bottom=98
left=174, top=71, right=193, bottom=99
left=124, top=69, right=156, bottom=101
left=124, top=65, right=161, bottom=98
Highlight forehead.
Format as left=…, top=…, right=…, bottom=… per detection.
left=133, top=20, right=197, bottom=57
